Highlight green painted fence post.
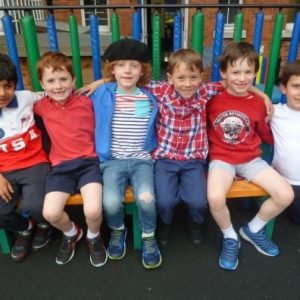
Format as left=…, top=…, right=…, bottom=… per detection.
left=265, top=11, right=284, bottom=98
left=191, top=10, right=204, bottom=58
left=152, top=12, right=161, bottom=80
left=20, top=15, right=41, bottom=91
left=69, top=12, right=83, bottom=89
left=233, top=10, right=244, bottom=42
left=111, top=10, right=120, bottom=42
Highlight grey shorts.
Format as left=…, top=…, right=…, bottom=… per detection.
left=208, top=157, right=271, bottom=181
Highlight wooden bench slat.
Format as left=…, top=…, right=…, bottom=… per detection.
left=226, top=180, right=268, bottom=198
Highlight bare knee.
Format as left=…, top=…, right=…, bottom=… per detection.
left=208, top=192, right=227, bottom=211
left=84, top=205, right=101, bottom=221
left=43, top=207, right=63, bottom=224
left=139, top=191, right=154, bottom=203
left=272, top=185, right=295, bottom=208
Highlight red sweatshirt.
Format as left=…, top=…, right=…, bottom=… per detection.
left=207, top=90, right=273, bottom=164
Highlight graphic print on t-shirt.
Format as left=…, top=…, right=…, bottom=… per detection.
left=213, top=110, right=250, bottom=144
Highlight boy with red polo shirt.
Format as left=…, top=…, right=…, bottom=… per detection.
left=34, top=52, right=107, bottom=267
left=0, top=53, right=51, bottom=262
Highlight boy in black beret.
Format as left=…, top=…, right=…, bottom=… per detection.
left=90, top=38, right=162, bottom=269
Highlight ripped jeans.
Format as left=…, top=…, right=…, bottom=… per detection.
left=100, top=159, right=157, bottom=234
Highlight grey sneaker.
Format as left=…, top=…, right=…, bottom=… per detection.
left=55, top=224, right=83, bottom=265
left=86, top=235, right=108, bottom=267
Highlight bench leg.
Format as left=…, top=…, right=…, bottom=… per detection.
left=125, top=202, right=141, bottom=250
left=0, top=229, right=15, bottom=254
left=255, top=196, right=275, bottom=238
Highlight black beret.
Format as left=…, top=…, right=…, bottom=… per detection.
left=103, top=38, right=151, bottom=63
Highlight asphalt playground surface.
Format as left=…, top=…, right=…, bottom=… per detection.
left=0, top=201, right=299, bottom=300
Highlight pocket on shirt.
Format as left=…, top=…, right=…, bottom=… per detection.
left=135, top=100, right=150, bottom=117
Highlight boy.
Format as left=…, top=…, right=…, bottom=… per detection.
left=34, top=52, right=106, bottom=267
left=0, top=53, right=51, bottom=262
left=271, top=60, right=300, bottom=225
left=81, top=47, right=272, bottom=247
left=207, top=42, right=294, bottom=271
left=91, top=38, right=162, bottom=269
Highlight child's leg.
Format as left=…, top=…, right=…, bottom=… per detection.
left=287, top=185, right=300, bottom=225
left=239, top=165, right=294, bottom=257
left=81, top=182, right=107, bottom=268
left=208, top=163, right=240, bottom=271
left=43, top=191, right=72, bottom=232
left=207, top=169, right=235, bottom=233
left=155, top=159, right=180, bottom=224
left=131, top=159, right=162, bottom=269
left=251, top=168, right=294, bottom=223
left=81, top=182, right=102, bottom=235
left=180, top=160, right=207, bottom=244
left=100, top=160, right=127, bottom=260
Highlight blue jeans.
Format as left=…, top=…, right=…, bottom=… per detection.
left=100, top=159, right=157, bottom=234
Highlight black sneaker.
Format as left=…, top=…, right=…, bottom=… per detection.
left=157, top=221, right=171, bottom=246
left=11, top=228, right=34, bottom=262
left=55, top=224, right=83, bottom=265
left=186, top=220, right=205, bottom=245
left=86, top=235, right=108, bottom=267
left=32, top=223, right=53, bottom=250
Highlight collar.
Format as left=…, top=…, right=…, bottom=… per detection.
left=0, top=95, right=18, bottom=116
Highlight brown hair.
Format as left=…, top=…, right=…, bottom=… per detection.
left=219, top=42, right=259, bottom=73
left=37, top=51, right=74, bottom=81
left=167, top=48, right=203, bottom=74
left=102, top=61, right=152, bottom=86
left=280, top=60, right=300, bottom=86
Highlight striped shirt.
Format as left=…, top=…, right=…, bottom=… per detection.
left=111, top=88, right=152, bottom=159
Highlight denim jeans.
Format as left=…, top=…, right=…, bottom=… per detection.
left=100, top=159, right=157, bottom=234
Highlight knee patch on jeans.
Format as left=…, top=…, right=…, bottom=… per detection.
left=139, top=192, right=154, bottom=203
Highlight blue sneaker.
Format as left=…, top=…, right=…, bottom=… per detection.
left=219, top=238, right=240, bottom=271
left=142, top=236, right=162, bottom=269
left=108, top=229, right=127, bottom=260
left=239, top=224, right=279, bottom=257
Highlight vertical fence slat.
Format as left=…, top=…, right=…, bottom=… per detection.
left=46, top=13, right=59, bottom=51
left=1, top=14, right=24, bottom=90
left=173, top=10, right=182, bottom=52
left=89, top=14, right=101, bottom=80
left=111, top=10, right=120, bottom=42
left=20, top=14, right=41, bottom=91
left=265, top=11, right=284, bottom=98
left=132, top=9, right=142, bottom=41
left=191, top=10, right=204, bottom=57
left=69, top=12, right=83, bottom=88
left=233, top=10, right=244, bottom=42
left=152, top=12, right=161, bottom=80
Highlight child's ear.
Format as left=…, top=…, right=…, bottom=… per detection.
left=280, top=84, right=287, bottom=95
left=220, top=70, right=227, bottom=80
left=39, top=81, right=45, bottom=91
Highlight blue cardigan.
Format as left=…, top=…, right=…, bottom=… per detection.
left=91, top=82, right=158, bottom=162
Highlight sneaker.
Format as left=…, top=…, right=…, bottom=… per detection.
left=86, top=235, right=108, bottom=267
left=32, top=223, right=53, bottom=250
left=142, top=236, right=162, bottom=269
left=157, top=221, right=171, bottom=246
left=186, top=220, right=205, bottom=245
left=55, top=224, right=83, bottom=265
left=239, top=224, right=279, bottom=257
left=108, top=229, right=127, bottom=260
left=11, top=227, right=34, bottom=262
left=219, top=238, right=240, bottom=271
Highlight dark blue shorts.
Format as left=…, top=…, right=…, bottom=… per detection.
left=46, top=158, right=102, bottom=194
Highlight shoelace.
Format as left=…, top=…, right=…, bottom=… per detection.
left=221, top=239, right=239, bottom=261
left=59, top=236, right=73, bottom=252
left=251, top=230, right=277, bottom=250
left=143, top=237, right=157, bottom=254
left=110, top=231, right=124, bottom=247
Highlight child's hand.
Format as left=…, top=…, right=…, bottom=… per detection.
left=0, top=174, right=14, bottom=202
left=264, top=97, right=274, bottom=122
left=76, top=79, right=106, bottom=97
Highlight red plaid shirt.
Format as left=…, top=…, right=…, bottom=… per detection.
left=146, top=81, right=224, bottom=160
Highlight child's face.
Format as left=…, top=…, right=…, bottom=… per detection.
left=0, top=80, right=16, bottom=108
left=167, top=62, right=202, bottom=99
left=112, top=60, right=143, bottom=93
left=40, top=66, right=75, bottom=104
left=281, top=75, right=300, bottom=111
left=221, top=58, right=256, bottom=97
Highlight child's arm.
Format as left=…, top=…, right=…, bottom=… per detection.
left=248, top=86, right=273, bottom=121
left=77, top=79, right=107, bottom=96
left=0, top=173, right=14, bottom=202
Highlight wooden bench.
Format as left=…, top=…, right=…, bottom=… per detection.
left=0, top=181, right=273, bottom=254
